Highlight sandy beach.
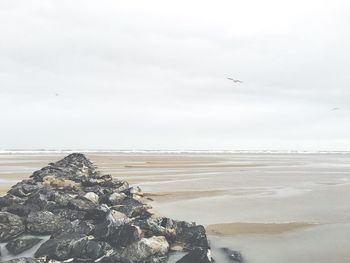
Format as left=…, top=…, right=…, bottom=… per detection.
left=1, top=152, right=350, bottom=263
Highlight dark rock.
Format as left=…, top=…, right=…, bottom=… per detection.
left=0, top=212, right=25, bottom=242
left=35, top=236, right=111, bottom=261
left=85, top=204, right=110, bottom=222
left=176, top=225, right=209, bottom=249
left=6, top=238, right=43, bottom=255
left=0, top=153, right=215, bottom=263
left=2, top=258, right=40, bottom=263
left=8, top=181, right=40, bottom=198
left=26, top=211, right=69, bottom=235
left=52, top=220, right=95, bottom=239
left=24, top=189, right=58, bottom=211
left=0, top=195, right=26, bottom=210
left=176, top=247, right=212, bottom=263
left=113, top=197, right=152, bottom=218
left=68, top=197, right=96, bottom=212
left=70, top=239, right=112, bottom=260
left=5, top=203, right=34, bottom=217
left=31, top=153, right=98, bottom=182
left=108, top=223, right=142, bottom=248
left=221, top=248, right=244, bottom=262
left=93, top=217, right=126, bottom=241
left=52, top=208, right=87, bottom=221
left=34, top=237, right=73, bottom=260
left=51, top=191, right=74, bottom=207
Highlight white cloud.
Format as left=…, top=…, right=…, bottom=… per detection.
left=0, top=0, right=350, bottom=150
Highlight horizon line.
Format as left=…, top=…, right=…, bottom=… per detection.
left=1, top=149, right=350, bottom=154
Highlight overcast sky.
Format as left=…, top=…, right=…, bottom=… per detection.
left=1, top=0, right=350, bottom=150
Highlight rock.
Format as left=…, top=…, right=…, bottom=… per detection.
left=221, top=248, right=244, bottom=262
left=176, top=247, right=213, bottom=263
left=68, top=197, right=96, bottom=212
left=114, top=197, right=152, bottom=218
left=70, top=239, right=112, bottom=260
left=52, top=208, right=87, bottom=221
left=0, top=212, right=25, bottom=242
left=26, top=211, right=68, bottom=235
left=136, top=218, right=176, bottom=240
left=176, top=225, right=209, bottom=249
left=0, top=153, right=216, bottom=263
left=123, top=186, right=144, bottom=197
left=0, top=195, right=26, bottom=211
left=2, top=258, right=40, bottom=263
left=34, top=237, right=74, bottom=260
left=35, top=236, right=111, bottom=261
left=5, top=203, right=33, bottom=217
left=107, top=192, right=126, bottom=205
left=8, top=181, right=40, bottom=198
left=84, top=192, right=99, bottom=203
left=85, top=204, right=110, bottom=222
left=31, top=153, right=98, bottom=182
left=108, top=224, right=142, bottom=247
left=93, top=216, right=129, bottom=241
left=52, top=220, right=95, bottom=239
left=113, top=236, right=169, bottom=263
left=110, top=209, right=127, bottom=220
left=24, top=189, right=58, bottom=211
left=6, top=237, right=43, bottom=255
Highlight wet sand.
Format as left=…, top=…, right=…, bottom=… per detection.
left=144, top=190, right=226, bottom=202
left=206, top=222, right=317, bottom=236
left=1, top=152, right=350, bottom=263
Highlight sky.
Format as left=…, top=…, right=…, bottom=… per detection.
left=1, top=0, right=350, bottom=150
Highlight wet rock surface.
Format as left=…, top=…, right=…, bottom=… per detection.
left=0, top=153, right=240, bottom=262
left=6, top=237, right=42, bottom=255
left=0, top=212, right=25, bottom=242
left=221, top=248, right=244, bottom=262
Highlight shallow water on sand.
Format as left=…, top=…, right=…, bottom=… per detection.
left=1, top=152, right=350, bottom=263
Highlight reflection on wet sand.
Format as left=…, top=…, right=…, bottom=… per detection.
left=1, top=152, right=350, bottom=263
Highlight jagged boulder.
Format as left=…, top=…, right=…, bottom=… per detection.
left=110, top=236, right=169, bottom=263
left=0, top=153, right=216, bottom=263
left=176, top=247, right=213, bottom=263
left=0, top=212, right=25, bottom=242
left=6, top=238, right=43, bottom=255
left=26, top=211, right=69, bottom=235
left=2, top=258, right=40, bottom=263
left=35, top=236, right=111, bottom=261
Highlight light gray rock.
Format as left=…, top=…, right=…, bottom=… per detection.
left=114, top=236, right=169, bottom=263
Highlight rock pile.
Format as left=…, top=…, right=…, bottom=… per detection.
left=0, top=153, right=214, bottom=263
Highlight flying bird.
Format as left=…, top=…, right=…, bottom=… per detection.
left=331, top=107, right=340, bottom=111
left=227, top=77, right=243, bottom=83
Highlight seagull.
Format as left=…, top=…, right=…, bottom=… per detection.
left=331, top=107, right=340, bottom=111
left=227, top=77, right=243, bottom=83
left=55, top=93, right=59, bottom=96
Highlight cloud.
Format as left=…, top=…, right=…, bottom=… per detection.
left=1, top=0, right=350, bottom=150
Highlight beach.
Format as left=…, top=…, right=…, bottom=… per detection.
left=1, top=152, right=350, bottom=263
